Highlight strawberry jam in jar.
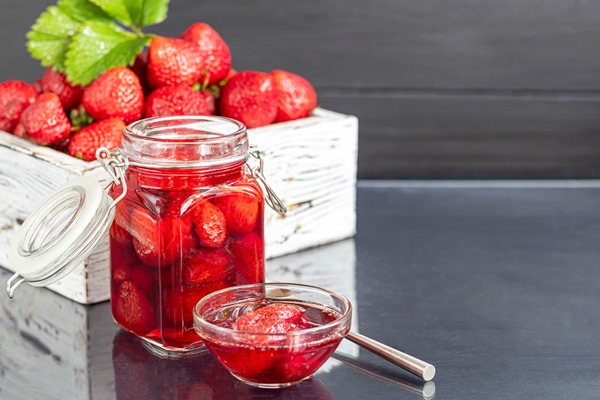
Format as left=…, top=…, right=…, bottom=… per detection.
left=107, top=116, right=284, bottom=354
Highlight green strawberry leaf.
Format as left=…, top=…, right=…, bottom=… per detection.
left=89, top=0, right=134, bottom=27
left=65, top=20, right=150, bottom=85
left=58, top=0, right=111, bottom=22
left=124, top=0, right=169, bottom=27
left=26, top=6, right=81, bottom=72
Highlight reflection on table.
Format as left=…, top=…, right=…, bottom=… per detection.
left=1, top=238, right=430, bottom=399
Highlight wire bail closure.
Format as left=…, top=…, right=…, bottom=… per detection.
left=96, top=147, right=129, bottom=210
left=249, top=147, right=287, bottom=216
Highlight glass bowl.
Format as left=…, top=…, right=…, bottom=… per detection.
left=193, top=283, right=352, bottom=388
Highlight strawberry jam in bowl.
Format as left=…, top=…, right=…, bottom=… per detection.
left=193, top=283, right=352, bottom=388
left=108, top=116, right=268, bottom=354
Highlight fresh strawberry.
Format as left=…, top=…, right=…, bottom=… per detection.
left=51, top=138, right=70, bottom=153
left=0, top=80, right=38, bottom=132
left=13, top=123, right=25, bottom=138
left=189, top=200, right=227, bottom=248
left=68, top=118, right=125, bottom=161
left=213, top=192, right=259, bottom=235
left=183, top=248, right=232, bottom=287
left=233, top=303, right=311, bottom=334
left=130, top=51, right=150, bottom=93
left=228, top=232, right=264, bottom=284
left=180, top=23, right=232, bottom=86
left=30, top=80, right=44, bottom=94
left=219, top=68, right=238, bottom=86
left=147, top=37, right=204, bottom=88
left=113, top=280, right=156, bottom=335
left=40, top=67, right=84, bottom=110
left=271, top=69, right=317, bottom=122
left=220, top=71, right=278, bottom=128
left=69, top=104, right=94, bottom=131
left=82, top=67, right=144, bottom=124
left=20, top=93, right=70, bottom=145
left=144, top=84, right=216, bottom=118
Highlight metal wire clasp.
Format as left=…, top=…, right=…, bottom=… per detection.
left=96, top=147, right=129, bottom=210
left=248, top=147, right=287, bottom=216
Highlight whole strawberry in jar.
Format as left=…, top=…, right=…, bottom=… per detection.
left=6, top=116, right=286, bottom=355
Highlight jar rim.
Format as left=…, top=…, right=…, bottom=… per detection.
left=123, top=116, right=249, bottom=169
left=125, top=116, right=246, bottom=143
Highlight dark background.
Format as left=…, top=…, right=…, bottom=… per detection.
left=3, top=0, right=600, bottom=179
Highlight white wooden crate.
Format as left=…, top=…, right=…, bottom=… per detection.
left=0, top=109, right=358, bottom=304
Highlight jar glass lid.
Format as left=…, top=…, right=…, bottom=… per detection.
left=6, top=148, right=128, bottom=298
left=6, top=176, right=115, bottom=297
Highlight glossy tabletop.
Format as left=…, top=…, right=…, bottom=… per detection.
left=2, top=181, right=600, bottom=399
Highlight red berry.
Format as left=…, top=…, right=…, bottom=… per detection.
left=82, top=67, right=144, bottom=124
left=40, top=67, right=84, bottom=110
left=51, top=138, right=70, bottom=153
left=189, top=200, right=227, bottom=248
left=13, top=123, right=25, bottom=138
left=0, top=80, right=38, bottom=132
left=129, top=207, right=162, bottom=266
left=271, top=70, right=317, bottom=122
left=111, top=223, right=131, bottom=246
left=130, top=51, right=150, bottom=94
left=68, top=117, right=125, bottom=161
left=113, top=280, right=156, bottom=335
left=213, top=192, right=259, bottom=235
left=183, top=248, right=232, bottom=287
left=228, top=232, right=264, bottom=284
left=129, top=207, right=195, bottom=268
left=111, top=201, right=131, bottom=246
left=20, top=93, right=71, bottom=145
left=30, top=79, right=44, bottom=94
left=233, top=303, right=311, bottom=334
left=220, top=71, right=278, bottom=128
left=164, top=280, right=229, bottom=327
left=128, top=264, right=156, bottom=297
left=144, top=84, right=216, bottom=118
left=219, top=68, right=238, bottom=86
left=147, top=37, right=204, bottom=88
left=180, top=23, right=232, bottom=86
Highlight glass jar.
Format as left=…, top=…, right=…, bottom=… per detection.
left=6, top=115, right=286, bottom=355
left=109, top=116, right=275, bottom=353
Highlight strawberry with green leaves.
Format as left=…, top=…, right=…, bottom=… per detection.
left=271, top=69, right=317, bottom=122
left=82, top=67, right=144, bottom=125
left=68, top=117, right=125, bottom=161
left=147, top=37, right=205, bottom=88
left=26, top=0, right=165, bottom=87
left=220, top=71, right=279, bottom=128
left=0, top=80, right=38, bottom=133
left=20, top=93, right=71, bottom=145
left=144, top=84, right=216, bottom=118
left=40, top=67, right=84, bottom=110
left=180, top=23, right=232, bottom=86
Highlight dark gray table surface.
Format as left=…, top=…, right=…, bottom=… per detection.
left=2, top=181, right=600, bottom=399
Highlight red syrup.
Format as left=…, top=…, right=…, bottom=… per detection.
left=199, top=300, right=344, bottom=385
left=109, top=167, right=264, bottom=351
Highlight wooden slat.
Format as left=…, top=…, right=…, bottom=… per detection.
left=319, top=93, right=600, bottom=178
left=160, top=0, right=600, bottom=91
